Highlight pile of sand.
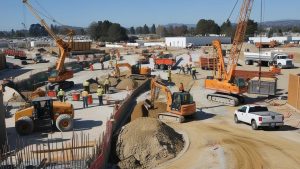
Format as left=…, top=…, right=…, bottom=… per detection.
left=116, top=118, right=184, bottom=169
left=116, top=78, right=138, bottom=90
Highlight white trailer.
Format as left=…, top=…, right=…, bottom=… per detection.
left=244, top=51, right=294, bottom=68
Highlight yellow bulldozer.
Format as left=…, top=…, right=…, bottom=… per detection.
left=15, top=97, right=74, bottom=135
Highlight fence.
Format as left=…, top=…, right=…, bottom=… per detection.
left=0, top=131, right=104, bottom=169
left=1, top=79, right=150, bottom=169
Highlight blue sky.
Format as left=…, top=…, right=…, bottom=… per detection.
left=1, top=0, right=299, bottom=30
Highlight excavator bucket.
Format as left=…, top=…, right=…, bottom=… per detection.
left=143, top=99, right=154, bottom=110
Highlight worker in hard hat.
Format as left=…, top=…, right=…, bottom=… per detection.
left=104, top=77, right=111, bottom=94
left=57, top=89, right=65, bottom=102
left=192, top=66, right=197, bottom=80
left=97, top=85, right=104, bottom=106
left=81, top=90, right=89, bottom=108
left=83, top=80, right=90, bottom=93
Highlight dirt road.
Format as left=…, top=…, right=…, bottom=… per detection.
left=157, top=117, right=300, bottom=169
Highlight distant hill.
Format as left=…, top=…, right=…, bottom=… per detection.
left=262, top=20, right=300, bottom=27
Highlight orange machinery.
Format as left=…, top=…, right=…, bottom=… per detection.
left=204, top=0, right=254, bottom=106
left=115, top=62, right=151, bottom=78
left=23, top=0, right=74, bottom=90
left=144, top=79, right=196, bottom=122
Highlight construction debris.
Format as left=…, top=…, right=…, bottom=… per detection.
left=116, top=117, right=184, bottom=169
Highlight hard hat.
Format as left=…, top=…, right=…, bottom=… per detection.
left=60, top=89, right=62, bottom=91
left=98, top=85, right=101, bottom=88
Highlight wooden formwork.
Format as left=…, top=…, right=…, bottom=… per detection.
left=288, top=74, right=300, bottom=110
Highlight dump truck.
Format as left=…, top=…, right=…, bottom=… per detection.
left=153, top=54, right=176, bottom=70
left=244, top=51, right=294, bottom=68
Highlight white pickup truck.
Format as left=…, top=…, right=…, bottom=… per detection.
left=234, top=105, right=284, bottom=130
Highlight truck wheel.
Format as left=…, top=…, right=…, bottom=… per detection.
left=16, top=116, right=34, bottom=135
left=251, top=120, right=258, bottom=130
left=154, top=64, right=159, bottom=69
left=56, top=114, right=73, bottom=132
left=160, top=64, right=165, bottom=70
left=278, top=63, right=282, bottom=68
left=234, top=115, right=240, bottom=124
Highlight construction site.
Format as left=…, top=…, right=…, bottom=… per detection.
left=1, top=0, right=300, bottom=169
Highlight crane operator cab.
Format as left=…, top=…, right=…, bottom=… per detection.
left=234, top=77, right=246, bottom=88
left=171, top=92, right=194, bottom=111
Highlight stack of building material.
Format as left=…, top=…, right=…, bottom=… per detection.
left=288, top=74, right=300, bottom=110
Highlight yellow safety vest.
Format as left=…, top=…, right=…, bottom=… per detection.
left=82, top=91, right=89, bottom=97
left=83, top=81, right=89, bottom=87
left=57, top=91, right=64, bottom=96
left=97, top=88, right=104, bottom=96
left=104, top=79, right=110, bottom=85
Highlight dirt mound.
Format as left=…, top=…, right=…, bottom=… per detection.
left=116, top=78, right=138, bottom=90
left=116, top=118, right=184, bottom=169
left=131, top=102, right=167, bottom=121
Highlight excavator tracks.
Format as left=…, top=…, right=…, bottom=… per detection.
left=158, top=112, right=185, bottom=123
left=207, top=93, right=240, bottom=106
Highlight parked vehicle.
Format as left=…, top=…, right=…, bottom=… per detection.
left=244, top=51, right=294, bottom=68
left=153, top=54, right=176, bottom=70
left=32, top=53, right=49, bottom=63
left=234, top=105, right=284, bottom=130
left=4, top=49, right=27, bottom=60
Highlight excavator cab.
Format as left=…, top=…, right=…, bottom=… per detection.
left=171, top=92, right=194, bottom=111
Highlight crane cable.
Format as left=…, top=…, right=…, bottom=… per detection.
left=227, top=0, right=240, bottom=21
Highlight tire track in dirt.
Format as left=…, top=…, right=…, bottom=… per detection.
left=159, top=122, right=300, bottom=169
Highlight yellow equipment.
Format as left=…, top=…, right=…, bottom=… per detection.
left=144, top=79, right=196, bottom=123
left=23, top=0, right=74, bottom=90
left=15, top=97, right=74, bottom=135
left=115, top=62, right=151, bottom=78
left=204, top=0, right=254, bottom=106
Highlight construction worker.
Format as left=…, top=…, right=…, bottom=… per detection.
left=57, top=89, right=65, bottom=102
left=179, top=65, right=185, bottom=74
left=81, top=90, right=89, bottom=108
left=192, top=66, right=197, bottom=80
left=186, top=64, right=192, bottom=75
left=104, top=77, right=111, bottom=94
left=89, top=63, right=94, bottom=71
left=97, top=85, right=104, bottom=106
left=167, top=68, right=172, bottom=83
left=109, top=60, right=114, bottom=69
left=179, top=82, right=185, bottom=92
left=83, top=80, right=90, bottom=93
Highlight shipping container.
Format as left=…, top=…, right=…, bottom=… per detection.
left=71, top=41, right=91, bottom=51
left=199, top=56, right=217, bottom=70
left=248, top=77, right=277, bottom=95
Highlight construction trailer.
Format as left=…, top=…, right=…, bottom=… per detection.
left=165, top=36, right=231, bottom=48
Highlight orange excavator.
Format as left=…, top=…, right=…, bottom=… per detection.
left=23, top=0, right=74, bottom=90
left=204, top=0, right=254, bottom=106
left=144, top=78, right=196, bottom=123
left=115, top=62, right=151, bottom=79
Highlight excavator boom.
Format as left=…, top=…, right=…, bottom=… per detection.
left=23, top=0, right=74, bottom=84
left=205, top=0, right=254, bottom=106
